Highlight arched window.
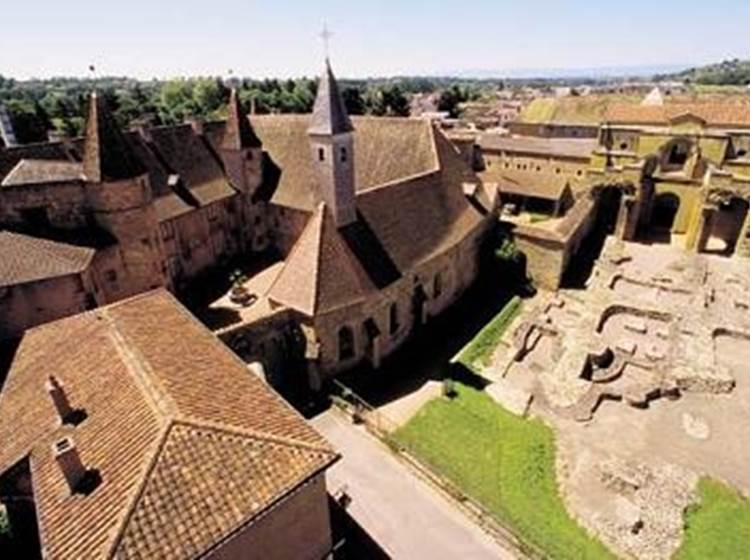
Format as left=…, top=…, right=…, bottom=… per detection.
left=341, top=146, right=348, bottom=162
left=318, top=147, right=325, bottom=161
left=389, top=303, right=399, bottom=335
left=338, top=326, right=354, bottom=361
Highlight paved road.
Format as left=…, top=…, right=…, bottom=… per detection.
left=312, top=410, right=514, bottom=559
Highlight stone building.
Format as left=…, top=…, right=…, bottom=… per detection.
left=0, top=89, right=268, bottom=339
left=589, top=103, right=750, bottom=256
left=0, top=289, right=339, bottom=559
left=211, top=60, right=497, bottom=389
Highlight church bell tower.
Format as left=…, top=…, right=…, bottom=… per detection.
left=307, top=59, right=356, bottom=228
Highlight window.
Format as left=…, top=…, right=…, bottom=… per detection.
left=389, top=303, right=400, bottom=335
left=318, top=147, right=325, bottom=161
left=246, top=151, right=253, bottom=160
left=619, top=142, right=629, bottom=151
left=555, top=168, right=561, bottom=174
left=433, top=273, right=443, bottom=299
left=536, top=165, right=541, bottom=172
left=105, top=270, right=118, bottom=287
left=667, top=140, right=690, bottom=166
left=341, top=146, right=348, bottom=162
left=338, top=326, right=355, bottom=360
left=576, top=170, right=583, bottom=177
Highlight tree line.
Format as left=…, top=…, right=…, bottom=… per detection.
left=0, top=74, right=483, bottom=144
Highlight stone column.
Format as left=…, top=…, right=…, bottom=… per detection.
left=693, top=205, right=716, bottom=253
left=735, top=202, right=750, bottom=258
left=617, top=195, right=639, bottom=241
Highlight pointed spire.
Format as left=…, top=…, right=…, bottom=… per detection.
left=308, top=59, right=353, bottom=136
left=83, top=92, right=144, bottom=183
left=222, top=88, right=261, bottom=150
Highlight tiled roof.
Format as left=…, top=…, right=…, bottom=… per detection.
left=1, top=159, right=83, bottom=187
left=605, top=103, right=750, bottom=127
left=491, top=169, right=571, bottom=201
left=479, top=134, right=596, bottom=159
left=268, top=203, right=375, bottom=316
left=82, top=92, right=146, bottom=182
left=308, top=60, right=353, bottom=136
left=0, top=290, right=337, bottom=559
left=147, top=124, right=236, bottom=208
left=0, top=231, right=96, bottom=287
left=354, top=127, right=486, bottom=272
left=266, top=125, right=486, bottom=314
left=248, top=115, right=436, bottom=211
left=0, top=141, right=75, bottom=182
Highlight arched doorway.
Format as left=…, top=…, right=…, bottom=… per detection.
left=650, top=193, right=680, bottom=241
left=706, top=197, right=749, bottom=255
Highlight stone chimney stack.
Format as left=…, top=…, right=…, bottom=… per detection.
left=46, top=376, right=72, bottom=423
left=53, top=437, right=86, bottom=493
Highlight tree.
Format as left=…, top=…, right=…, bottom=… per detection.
left=341, top=87, right=365, bottom=115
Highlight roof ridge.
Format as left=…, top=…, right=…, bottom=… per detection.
left=266, top=216, right=313, bottom=309
left=102, top=307, right=178, bottom=420
left=106, top=421, right=175, bottom=559
left=172, top=417, right=338, bottom=457
left=312, top=203, right=327, bottom=315
left=159, top=290, right=335, bottom=449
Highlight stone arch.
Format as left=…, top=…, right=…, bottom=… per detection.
left=651, top=192, right=680, bottom=232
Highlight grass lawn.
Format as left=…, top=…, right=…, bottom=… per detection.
left=392, top=383, right=614, bottom=559
left=674, top=478, right=750, bottom=560
left=456, top=295, right=522, bottom=371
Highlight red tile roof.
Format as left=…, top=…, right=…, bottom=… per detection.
left=605, top=103, right=750, bottom=127
left=479, top=135, right=597, bottom=160
left=0, top=290, right=337, bottom=559
left=267, top=203, right=375, bottom=316
left=0, top=231, right=95, bottom=287
left=1, top=159, right=83, bottom=187
left=246, top=115, right=437, bottom=211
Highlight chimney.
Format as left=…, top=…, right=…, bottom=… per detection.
left=46, top=376, right=72, bottom=423
left=53, top=437, right=86, bottom=493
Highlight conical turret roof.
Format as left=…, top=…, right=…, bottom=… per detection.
left=308, top=59, right=353, bottom=136
left=83, top=91, right=145, bottom=182
left=222, top=88, right=262, bottom=150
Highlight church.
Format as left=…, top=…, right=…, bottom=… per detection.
left=0, top=59, right=497, bottom=390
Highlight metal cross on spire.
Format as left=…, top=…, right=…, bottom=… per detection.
left=319, top=23, right=333, bottom=59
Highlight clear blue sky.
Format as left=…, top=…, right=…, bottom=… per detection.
left=2, top=0, right=749, bottom=79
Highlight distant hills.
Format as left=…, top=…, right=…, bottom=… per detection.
left=442, top=63, right=689, bottom=81
left=660, top=59, right=750, bottom=86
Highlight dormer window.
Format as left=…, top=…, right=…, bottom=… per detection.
left=318, top=147, right=325, bottom=161
left=341, top=146, right=348, bottom=162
